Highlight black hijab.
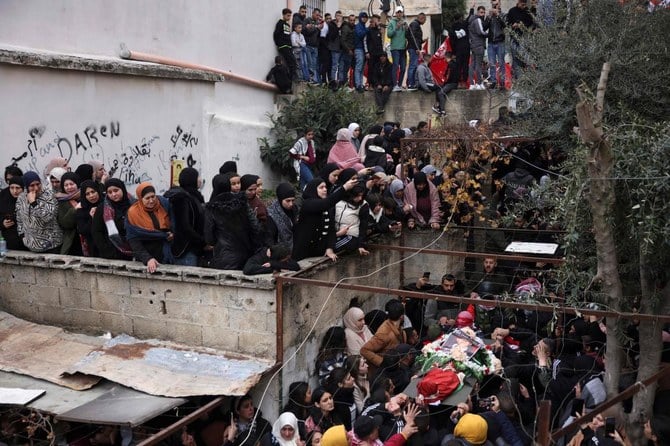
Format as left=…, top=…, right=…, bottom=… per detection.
left=302, top=178, right=326, bottom=200
left=210, top=173, right=232, bottom=202
left=104, top=178, right=132, bottom=213
left=413, top=172, right=429, bottom=198
left=0, top=177, right=23, bottom=216
left=319, top=163, right=340, bottom=188
left=178, top=167, right=204, bottom=203
left=74, top=164, right=94, bottom=182
left=80, top=180, right=102, bottom=211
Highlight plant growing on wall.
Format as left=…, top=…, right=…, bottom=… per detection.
left=259, top=88, right=377, bottom=181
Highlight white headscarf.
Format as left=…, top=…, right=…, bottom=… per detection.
left=272, top=412, right=300, bottom=446
left=343, top=307, right=366, bottom=334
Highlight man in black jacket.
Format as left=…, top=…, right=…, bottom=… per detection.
left=367, top=15, right=385, bottom=88
left=371, top=54, right=393, bottom=114
left=407, top=13, right=427, bottom=91
left=487, top=2, right=506, bottom=89
left=433, top=52, right=459, bottom=115
left=274, top=9, right=297, bottom=80
left=303, top=8, right=323, bottom=84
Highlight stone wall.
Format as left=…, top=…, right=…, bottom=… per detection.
left=383, top=89, right=509, bottom=127
left=0, top=252, right=277, bottom=360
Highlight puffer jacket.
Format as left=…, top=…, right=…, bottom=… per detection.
left=204, top=192, right=262, bottom=270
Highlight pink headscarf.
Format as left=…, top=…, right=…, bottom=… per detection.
left=327, top=128, right=365, bottom=171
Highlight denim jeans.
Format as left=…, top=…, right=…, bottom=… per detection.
left=469, top=48, right=485, bottom=84
left=487, top=42, right=506, bottom=86
left=407, top=48, right=419, bottom=88
left=391, top=49, right=406, bottom=87
left=306, top=45, right=320, bottom=83
left=293, top=48, right=306, bottom=81
left=330, top=50, right=341, bottom=83
left=354, top=48, right=366, bottom=89
left=339, top=51, right=352, bottom=84
left=299, top=161, right=314, bottom=191
left=173, top=251, right=198, bottom=266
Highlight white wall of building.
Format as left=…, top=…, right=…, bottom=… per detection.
left=0, top=0, right=292, bottom=193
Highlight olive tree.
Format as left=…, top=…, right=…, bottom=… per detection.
left=509, top=1, right=670, bottom=442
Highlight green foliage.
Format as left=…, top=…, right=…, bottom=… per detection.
left=442, top=0, right=467, bottom=30
left=507, top=0, right=670, bottom=303
left=513, top=1, right=670, bottom=149
left=259, top=87, right=377, bottom=180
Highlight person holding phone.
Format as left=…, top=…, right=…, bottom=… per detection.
left=223, top=394, right=272, bottom=446
left=0, top=174, right=27, bottom=250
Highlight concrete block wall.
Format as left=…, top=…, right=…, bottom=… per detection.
left=0, top=252, right=277, bottom=360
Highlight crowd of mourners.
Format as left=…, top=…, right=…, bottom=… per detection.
left=172, top=257, right=667, bottom=446
left=0, top=117, right=557, bottom=275
left=2, top=122, right=669, bottom=446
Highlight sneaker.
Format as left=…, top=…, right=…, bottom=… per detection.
left=440, top=110, right=447, bottom=116
left=407, top=86, right=418, bottom=91
left=392, top=86, right=403, bottom=92
left=431, top=105, right=441, bottom=114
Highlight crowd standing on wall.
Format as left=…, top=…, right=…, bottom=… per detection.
left=266, top=1, right=539, bottom=116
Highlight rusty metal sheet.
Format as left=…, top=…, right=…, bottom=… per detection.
left=0, top=312, right=101, bottom=390
left=68, top=334, right=275, bottom=398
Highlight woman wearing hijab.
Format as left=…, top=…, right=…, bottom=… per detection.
left=384, top=179, right=412, bottom=222
left=292, top=175, right=357, bottom=262
left=15, top=171, right=63, bottom=253
left=327, top=129, right=365, bottom=171
left=334, top=182, right=370, bottom=256
left=260, top=412, right=302, bottom=446
left=266, top=183, right=297, bottom=247
left=343, top=307, right=373, bottom=356
left=48, top=167, right=67, bottom=192
left=241, top=174, right=268, bottom=226
left=92, top=178, right=135, bottom=260
left=0, top=176, right=27, bottom=250
left=125, top=182, right=174, bottom=273
left=74, top=164, right=94, bottom=183
left=204, top=175, right=263, bottom=270
left=347, top=123, right=362, bottom=151
left=75, top=180, right=102, bottom=257
left=318, top=164, right=341, bottom=195
left=42, top=157, right=69, bottom=180
left=164, top=167, right=208, bottom=266
left=403, top=172, right=441, bottom=230
left=56, top=172, right=83, bottom=255
left=363, top=136, right=388, bottom=171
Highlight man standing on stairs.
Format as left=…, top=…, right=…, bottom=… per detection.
left=274, top=8, right=298, bottom=81
left=387, top=6, right=408, bottom=92
left=407, top=13, right=427, bottom=91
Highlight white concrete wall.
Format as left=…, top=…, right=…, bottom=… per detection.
left=0, top=0, right=290, bottom=193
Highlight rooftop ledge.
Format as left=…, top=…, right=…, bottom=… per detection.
left=0, top=250, right=332, bottom=290
left=0, top=44, right=223, bottom=82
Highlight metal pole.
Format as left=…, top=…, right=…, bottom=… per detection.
left=135, top=396, right=226, bottom=446
left=551, top=366, right=670, bottom=441
left=537, top=400, right=552, bottom=446
left=368, top=243, right=564, bottom=264
left=278, top=276, right=670, bottom=323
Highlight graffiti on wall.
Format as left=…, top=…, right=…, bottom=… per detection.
left=8, top=121, right=201, bottom=193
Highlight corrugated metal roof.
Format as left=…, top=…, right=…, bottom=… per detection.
left=0, top=312, right=274, bottom=399
left=0, top=312, right=101, bottom=390
left=0, top=372, right=186, bottom=426
left=68, top=334, right=275, bottom=398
